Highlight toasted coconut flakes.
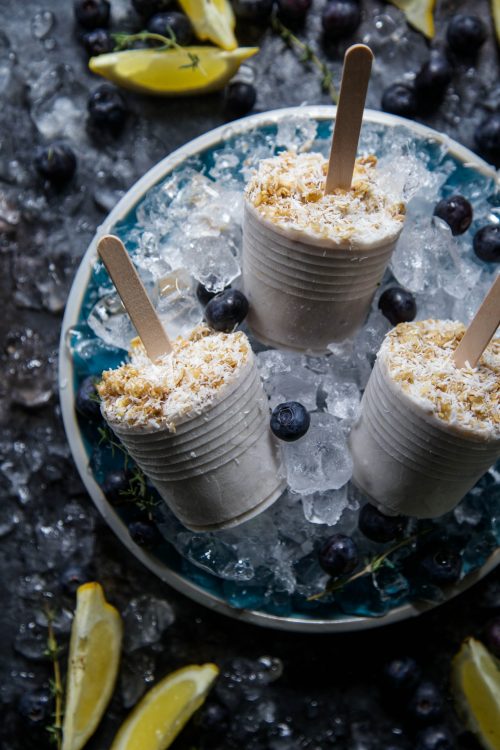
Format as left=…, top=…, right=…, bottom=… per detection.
left=245, top=151, right=405, bottom=245
left=381, top=320, right=500, bottom=438
left=98, top=325, right=251, bottom=430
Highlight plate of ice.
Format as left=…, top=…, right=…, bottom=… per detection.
left=59, top=106, right=500, bottom=632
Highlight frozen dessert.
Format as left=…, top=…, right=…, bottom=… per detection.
left=98, top=325, right=286, bottom=531
left=349, top=320, right=500, bottom=518
left=242, top=151, right=405, bottom=352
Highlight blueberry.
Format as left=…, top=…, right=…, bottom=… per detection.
left=378, top=287, right=417, bottom=326
left=224, top=82, right=257, bottom=118
left=407, top=681, right=444, bottom=725
left=82, top=28, right=113, bottom=56
left=434, top=195, right=473, bottom=236
left=34, top=142, right=77, bottom=186
left=447, top=15, right=486, bottom=57
left=473, top=225, right=500, bottom=263
left=383, top=656, right=422, bottom=694
left=128, top=519, right=162, bottom=547
left=60, top=564, right=92, bottom=595
left=18, top=690, right=51, bottom=726
left=414, top=52, right=452, bottom=114
left=416, top=726, right=454, bottom=750
left=74, top=0, right=110, bottom=29
left=358, top=503, right=406, bottom=543
left=419, top=545, right=462, bottom=585
left=322, top=0, right=361, bottom=41
left=381, top=83, right=417, bottom=118
left=232, top=0, right=274, bottom=24
left=147, top=12, right=194, bottom=45
left=204, top=289, right=249, bottom=332
left=132, top=0, right=173, bottom=18
left=270, top=401, right=311, bottom=442
left=102, top=469, right=134, bottom=504
left=318, top=534, right=359, bottom=576
left=484, top=616, right=500, bottom=657
left=196, top=280, right=232, bottom=307
left=474, top=114, right=500, bottom=167
left=88, top=84, right=128, bottom=132
left=75, top=375, right=101, bottom=421
left=276, top=0, right=312, bottom=28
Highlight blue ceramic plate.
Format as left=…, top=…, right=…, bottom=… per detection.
left=59, top=107, right=500, bottom=632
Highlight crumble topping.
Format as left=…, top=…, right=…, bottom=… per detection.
left=98, top=325, right=251, bottom=430
left=380, top=320, right=500, bottom=437
left=245, top=151, right=405, bottom=245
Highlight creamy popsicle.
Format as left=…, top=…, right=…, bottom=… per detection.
left=349, top=320, right=500, bottom=518
left=242, top=151, right=406, bottom=352
left=98, top=325, right=286, bottom=531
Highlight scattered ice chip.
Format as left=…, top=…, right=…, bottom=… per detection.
left=276, top=116, right=317, bottom=152
left=284, top=412, right=353, bottom=495
left=180, top=235, right=241, bottom=292
left=323, top=377, right=361, bottom=422
left=122, top=596, right=175, bottom=653
left=31, top=10, right=54, bottom=39
left=120, top=651, right=156, bottom=708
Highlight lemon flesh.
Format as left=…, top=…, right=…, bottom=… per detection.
left=451, top=637, right=500, bottom=750
left=387, top=0, right=435, bottom=38
left=89, top=47, right=259, bottom=96
left=110, top=663, right=219, bottom=750
left=62, top=583, right=123, bottom=750
left=178, top=0, right=237, bottom=50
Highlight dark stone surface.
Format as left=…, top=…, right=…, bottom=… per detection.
left=1, top=1, right=498, bottom=748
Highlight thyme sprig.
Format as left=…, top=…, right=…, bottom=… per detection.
left=308, top=530, right=430, bottom=601
left=112, top=30, right=202, bottom=73
left=271, top=16, right=338, bottom=103
left=44, top=607, right=63, bottom=750
left=97, top=426, right=160, bottom=514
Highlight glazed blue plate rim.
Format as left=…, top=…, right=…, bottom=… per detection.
left=58, top=105, right=500, bottom=633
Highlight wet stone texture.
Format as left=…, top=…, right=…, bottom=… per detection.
left=1, top=0, right=499, bottom=749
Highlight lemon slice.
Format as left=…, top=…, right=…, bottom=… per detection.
left=178, top=0, right=237, bottom=50
left=109, top=663, right=219, bottom=750
left=89, top=47, right=259, bottom=96
left=492, top=0, right=500, bottom=43
left=62, top=583, right=123, bottom=750
left=386, top=0, right=435, bottom=38
left=451, top=637, right=500, bottom=750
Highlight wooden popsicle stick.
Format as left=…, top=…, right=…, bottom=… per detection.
left=97, top=234, right=172, bottom=361
left=453, top=274, right=500, bottom=368
left=325, top=44, right=374, bottom=194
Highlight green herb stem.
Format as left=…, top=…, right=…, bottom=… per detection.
left=45, top=607, right=63, bottom=750
left=271, top=16, right=339, bottom=103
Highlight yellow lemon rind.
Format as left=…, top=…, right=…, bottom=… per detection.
left=61, top=583, right=123, bottom=750
left=110, top=663, right=219, bottom=750
left=89, top=47, right=259, bottom=96
left=451, top=637, right=500, bottom=750
left=387, top=0, right=435, bottom=38
left=178, top=0, right=237, bottom=50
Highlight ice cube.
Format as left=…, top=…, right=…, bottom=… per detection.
left=284, top=412, right=353, bottom=494
left=178, top=235, right=240, bottom=293
left=301, top=486, right=349, bottom=526
left=155, top=269, right=203, bottom=339
left=87, top=292, right=137, bottom=351
left=323, top=377, right=361, bottom=422
left=257, top=350, right=320, bottom=411
left=276, top=116, right=317, bottom=152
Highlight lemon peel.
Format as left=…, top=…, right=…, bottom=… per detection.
left=179, top=0, right=237, bottom=50
left=387, top=0, right=435, bottom=38
left=451, top=637, right=500, bottom=750
left=62, top=583, right=123, bottom=750
left=89, top=46, right=259, bottom=95
left=110, top=663, right=219, bottom=750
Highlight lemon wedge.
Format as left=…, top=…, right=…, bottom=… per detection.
left=178, top=0, right=237, bottom=50
left=386, top=0, right=435, bottom=38
left=62, top=583, right=123, bottom=750
left=492, top=0, right=500, bottom=43
left=451, top=637, right=500, bottom=750
left=109, top=663, right=219, bottom=750
left=89, top=46, right=259, bottom=95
